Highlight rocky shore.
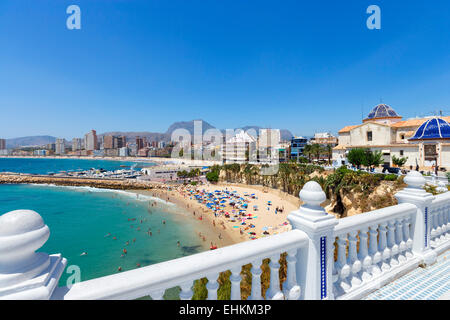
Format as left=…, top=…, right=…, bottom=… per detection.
left=0, top=174, right=157, bottom=190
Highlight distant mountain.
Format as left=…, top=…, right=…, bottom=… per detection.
left=98, top=131, right=166, bottom=143
left=165, top=119, right=216, bottom=136
left=4, top=120, right=294, bottom=148
left=238, top=126, right=293, bottom=141
left=100, top=120, right=294, bottom=143
left=6, top=136, right=56, bottom=148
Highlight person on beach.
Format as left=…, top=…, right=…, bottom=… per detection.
left=177, top=241, right=180, bottom=247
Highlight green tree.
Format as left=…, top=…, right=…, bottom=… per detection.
left=363, top=149, right=383, bottom=168
left=347, top=148, right=366, bottom=169
left=392, top=155, right=408, bottom=167
left=206, top=170, right=219, bottom=182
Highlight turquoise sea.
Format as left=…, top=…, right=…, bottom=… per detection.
left=0, top=183, right=207, bottom=288
left=0, top=157, right=155, bottom=175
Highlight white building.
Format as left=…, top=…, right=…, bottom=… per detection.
left=222, top=130, right=257, bottom=163
left=333, top=103, right=450, bottom=169
left=55, top=139, right=65, bottom=155
left=84, top=130, right=98, bottom=151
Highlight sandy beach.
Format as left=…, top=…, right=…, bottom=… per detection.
left=138, top=182, right=300, bottom=248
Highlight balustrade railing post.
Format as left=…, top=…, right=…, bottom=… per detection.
left=395, top=171, right=437, bottom=266
left=287, top=181, right=338, bottom=300
left=0, top=210, right=67, bottom=300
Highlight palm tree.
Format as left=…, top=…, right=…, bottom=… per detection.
left=303, top=144, right=313, bottom=163
left=325, top=144, right=333, bottom=164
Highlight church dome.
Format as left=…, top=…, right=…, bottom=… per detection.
left=364, top=104, right=401, bottom=121
left=409, top=117, right=450, bottom=140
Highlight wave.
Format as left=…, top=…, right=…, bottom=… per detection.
left=27, top=183, right=175, bottom=206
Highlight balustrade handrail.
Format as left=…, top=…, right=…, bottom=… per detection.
left=51, top=229, right=308, bottom=300
left=333, top=203, right=417, bottom=236
left=431, top=191, right=450, bottom=207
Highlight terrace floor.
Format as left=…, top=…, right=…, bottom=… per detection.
left=364, top=250, right=450, bottom=300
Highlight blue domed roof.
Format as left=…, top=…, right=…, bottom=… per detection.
left=410, top=117, right=450, bottom=140
left=365, top=104, right=400, bottom=120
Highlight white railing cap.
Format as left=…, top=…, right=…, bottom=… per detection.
left=299, top=181, right=326, bottom=207
left=404, top=171, right=426, bottom=189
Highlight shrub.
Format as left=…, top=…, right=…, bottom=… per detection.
left=206, top=170, right=219, bottom=182
left=383, top=174, right=398, bottom=181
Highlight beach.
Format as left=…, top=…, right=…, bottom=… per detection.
left=140, top=182, right=300, bottom=246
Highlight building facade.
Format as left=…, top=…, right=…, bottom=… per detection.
left=72, top=138, right=83, bottom=152
left=55, top=139, right=66, bottom=155
left=84, top=130, right=98, bottom=151
left=0, top=138, right=6, bottom=150
left=290, top=136, right=308, bottom=161
left=333, top=103, right=450, bottom=169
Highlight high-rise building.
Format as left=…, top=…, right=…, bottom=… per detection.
left=117, top=136, right=126, bottom=149
left=103, top=135, right=115, bottom=149
left=72, top=138, right=83, bottom=151
left=0, top=139, right=6, bottom=150
left=84, top=130, right=98, bottom=151
left=55, top=138, right=66, bottom=155
left=136, top=136, right=146, bottom=150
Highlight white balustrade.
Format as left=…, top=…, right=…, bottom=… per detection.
left=332, top=203, right=417, bottom=299
left=48, top=228, right=307, bottom=300
left=429, top=191, right=450, bottom=254
left=2, top=171, right=450, bottom=300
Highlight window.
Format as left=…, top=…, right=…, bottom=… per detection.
left=400, top=150, right=404, bottom=156
left=367, top=131, right=372, bottom=141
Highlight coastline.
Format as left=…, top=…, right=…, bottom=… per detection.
left=0, top=155, right=221, bottom=167
left=0, top=172, right=300, bottom=248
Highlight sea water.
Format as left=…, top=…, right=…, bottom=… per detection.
left=0, top=157, right=155, bottom=174
left=0, top=184, right=207, bottom=289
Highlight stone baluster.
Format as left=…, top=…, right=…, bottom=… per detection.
left=368, top=225, right=382, bottom=276
left=331, top=239, right=341, bottom=297
left=347, top=230, right=362, bottom=288
left=431, top=208, right=438, bottom=244
left=266, top=254, right=284, bottom=300
left=396, top=218, right=407, bottom=264
left=438, top=205, right=446, bottom=242
left=445, top=204, right=450, bottom=238
left=283, top=249, right=301, bottom=300
left=395, top=171, right=437, bottom=265
left=179, top=280, right=193, bottom=300
left=287, top=181, right=338, bottom=300
left=149, top=289, right=165, bottom=300
left=206, top=273, right=219, bottom=300
left=378, top=222, right=391, bottom=271
left=248, top=259, right=263, bottom=300
left=387, top=220, right=399, bottom=267
left=357, top=227, right=372, bottom=282
left=0, top=210, right=67, bottom=300
left=336, top=234, right=351, bottom=293
left=229, top=266, right=242, bottom=300
left=403, top=216, right=414, bottom=259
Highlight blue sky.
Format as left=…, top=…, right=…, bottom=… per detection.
left=0, top=0, right=449, bottom=139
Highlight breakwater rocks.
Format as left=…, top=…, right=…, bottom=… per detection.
left=0, top=174, right=158, bottom=190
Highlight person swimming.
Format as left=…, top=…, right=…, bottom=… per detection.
left=80, top=252, right=88, bottom=256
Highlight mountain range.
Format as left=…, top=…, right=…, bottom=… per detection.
left=5, top=120, right=294, bottom=148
